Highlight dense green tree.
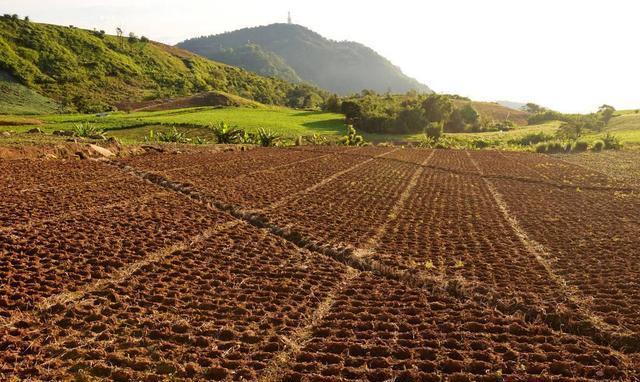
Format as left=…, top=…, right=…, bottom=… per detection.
left=323, top=94, right=341, bottom=113
left=522, top=103, right=545, bottom=114
left=341, top=101, right=362, bottom=120
left=421, top=94, right=453, bottom=123
left=424, top=121, right=443, bottom=140
left=598, top=104, right=616, bottom=125
left=395, top=106, right=427, bottom=133
left=444, top=108, right=466, bottom=133
left=459, top=103, right=479, bottom=124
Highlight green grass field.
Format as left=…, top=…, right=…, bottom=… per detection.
left=0, top=106, right=348, bottom=143
left=1, top=105, right=639, bottom=149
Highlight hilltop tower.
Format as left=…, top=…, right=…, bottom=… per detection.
left=287, top=11, right=292, bottom=24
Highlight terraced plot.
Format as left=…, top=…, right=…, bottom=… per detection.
left=1, top=147, right=639, bottom=381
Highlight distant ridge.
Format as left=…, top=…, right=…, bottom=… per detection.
left=178, top=23, right=432, bottom=95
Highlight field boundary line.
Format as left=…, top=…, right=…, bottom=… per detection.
left=261, top=148, right=399, bottom=211
left=258, top=267, right=359, bottom=382
left=466, top=151, right=639, bottom=345
left=353, top=150, right=434, bottom=258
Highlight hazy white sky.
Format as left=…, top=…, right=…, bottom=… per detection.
left=2, top=0, right=639, bottom=112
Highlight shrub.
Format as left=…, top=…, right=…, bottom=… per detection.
left=537, top=141, right=566, bottom=154
left=592, top=140, right=605, bottom=152
left=470, top=138, right=492, bottom=149
left=535, top=143, right=548, bottom=153
left=255, top=127, right=280, bottom=147
left=155, top=127, right=189, bottom=143
left=305, top=134, right=329, bottom=145
left=417, top=136, right=436, bottom=148
left=602, top=133, right=622, bottom=150
left=434, top=137, right=458, bottom=149
left=424, top=122, right=443, bottom=141
left=459, top=103, right=479, bottom=124
left=208, top=122, right=243, bottom=144
left=343, top=125, right=364, bottom=146
left=556, top=122, right=583, bottom=140
left=572, top=140, right=589, bottom=152
left=509, top=132, right=554, bottom=146
left=193, top=136, right=207, bottom=145
left=72, top=123, right=104, bottom=138
left=140, top=36, right=150, bottom=43
left=528, top=110, right=567, bottom=125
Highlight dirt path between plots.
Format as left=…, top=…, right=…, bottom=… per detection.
left=353, top=150, right=434, bottom=258
left=258, top=267, right=359, bottom=382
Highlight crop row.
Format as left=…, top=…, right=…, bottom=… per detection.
left=0, top=159, right=126, bottom=191
left=498, top=151, right=614, bottom=187
left=282, top=273, right=634, bottom=381
left=492, top=179, right=640, bottom=334
left=0, top=192, right=232, bottom=316
left=0, top=172, right=162, bottom=228
left=370, top=169, right=574, bottom=319
left=0, top=224, right=350, bottom=381
left=266, top=156, right=419, bottom=248
left=148, top=151, right=389, bottom=210
left=427, top=150, right=479, bottom=173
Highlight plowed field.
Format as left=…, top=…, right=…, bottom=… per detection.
left=1, top=147, right=639, bottom=381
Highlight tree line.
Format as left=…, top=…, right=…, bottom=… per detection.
left=322, top=91, right=514, bottom=136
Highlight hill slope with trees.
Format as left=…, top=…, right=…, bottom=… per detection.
left=0, top=15, right=326, bottom=113
left=178, top=23, right=431, bottom=95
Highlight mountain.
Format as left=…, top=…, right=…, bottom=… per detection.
left=178, top=23, right=432, bottom=95
left=0, top=16, right=325, bottom=113
left=210, top=43, right=303, bottom=84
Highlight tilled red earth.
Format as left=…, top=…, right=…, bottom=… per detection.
left=1, top=147, right=639, bottom=381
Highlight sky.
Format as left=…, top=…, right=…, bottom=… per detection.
left=1, top=0, right=639, bottom=113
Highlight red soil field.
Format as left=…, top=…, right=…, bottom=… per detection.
left=1, top=147, right=639, bottom=380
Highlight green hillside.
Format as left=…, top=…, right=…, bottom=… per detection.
left=178, top=23, right=432, bottom=95
left=0, top=70, right=58, bottom=114
left=0, top=16, right=326, bottom=113
left=209, top=43, right=303, bottom=84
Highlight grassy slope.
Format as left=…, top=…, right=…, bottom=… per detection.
left=0, top=70, right=57, bottom=114
left=0, top=17, right=324, bottom=113
left=603, top=111, right=640, bottom=148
